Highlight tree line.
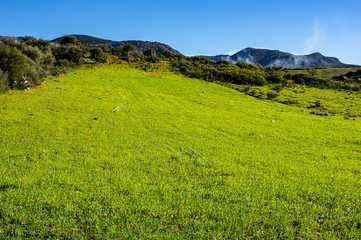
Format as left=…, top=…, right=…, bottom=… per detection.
left=0, top=35, right=359, bottom=93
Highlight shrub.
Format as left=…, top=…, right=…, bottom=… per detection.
left=267, top=91, right=279, bottom=99
left=310, top=110, right=329, bottom=116
left=96, top=44, right=109, bottom=53
left=315, top=100, right=322, bottom=107
left=0, top=36, right=21, bottom=48
left=0, top=69, right=9, bottom=93
left=48, top=66, right=68, bottom=76
left=236, top=62, right=259, bottom=70
left=283, top=98, right=298, bottom=105
left=111, top=46, right=124, bottom=57
left=52, top=44, right=83, bottom=65
left=144, top=49, right=159, bottom=62
left=60, top=35, right=78, bottom=45
left=41, top=51, right=55, bottom=66
left=90, top=47, right=108, bottom=63
left=272, top=84, right=284, bottom=92
left=170, top=56, right=267, bottom=86
left=21, top=45, right=43, bottom=63
left=159, top=51, right=174, bottom=59
left=216, top=63, right=266, bottom=85
left=122, top=44, right=143, bottom=62
left=123, top=44, right=137, bottom=52
left=290, top=73, right=342, bottom=90
left=0, top=44, right=44, bottom=89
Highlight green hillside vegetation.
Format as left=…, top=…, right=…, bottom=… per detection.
left=288, top=68, right=361, bottom=80
left=1, top=64, right=361, bottom=239
left=1, top=35, right=361, bottom=109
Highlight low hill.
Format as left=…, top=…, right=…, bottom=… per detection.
left=205, top=47, right=357, bottom=69
left=1, top=64, right=361, bottom=238
left=51, top=34, right=181, bottom=55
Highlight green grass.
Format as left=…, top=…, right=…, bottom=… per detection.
left=1, top=64, right=361, bottom=239
left=238, top=83, right=361, bottom=117
left=287, top=67, right=361, bottom=79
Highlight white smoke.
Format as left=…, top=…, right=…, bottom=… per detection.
left=304, top=19, right=326, bottom=54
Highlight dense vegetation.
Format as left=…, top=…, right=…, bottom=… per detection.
left=1, top=64, right=360, bottom=239
left=1, top=35, right=360, bottom=96
left=0, top=35, right=85, bottom=92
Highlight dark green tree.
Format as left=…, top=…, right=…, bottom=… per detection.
left=122, top=44, right=142, bottom=62
left=90, top=47, right=108, bottom=63
left=60, top=35, right=78, bottom=45
left=0, top=44, right=44, bottom=89
left=52, top=44, right=83, bottom=65
left=144, top=49, right=158, bottom=62
left=111, top=46, right=124, bottom=57
left=21, top=45, right=43, bottom=64
left=123, top=44, right=137, bottom=52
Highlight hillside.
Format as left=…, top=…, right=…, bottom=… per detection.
left=205, top=47, right=356, bottom=69
left=1, top=64, right=361, bottom=238
left=51, top=34, right=181, bottom=55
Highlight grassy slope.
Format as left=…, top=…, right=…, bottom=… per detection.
left=1, top=64, right=361, bottom=239
left=287, top=67, right=361, bottom=79
left=241, top=83, right=361, bottom=117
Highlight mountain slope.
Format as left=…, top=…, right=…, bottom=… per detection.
left=206, top=47, right=355, bottom=68
left=51, top=34, right=181, bottom=55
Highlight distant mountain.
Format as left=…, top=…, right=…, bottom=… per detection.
left=205, top=48, right=357, bottom=69
left=51, top=35, right=181, bottom=55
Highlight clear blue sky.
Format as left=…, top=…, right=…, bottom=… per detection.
left=1, top=0, right=360, bottom=64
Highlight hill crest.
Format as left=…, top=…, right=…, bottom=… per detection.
left=51, top=34, right=181, bottom=55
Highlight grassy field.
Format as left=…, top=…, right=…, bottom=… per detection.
left=235, top=83, right=361, bottom=117
left=1, top=64, right=361, bottom=239
left=287, top=67, right=361, bottom=79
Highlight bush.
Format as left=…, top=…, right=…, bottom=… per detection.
left=41, top=51, right=55, bottom=66
left=21, top=45, right=43, bottom=63
left=144, top=49, right=159, bottom=62
left=121, top=44, right=143, bottom=62
left=236, top=62, right=259, bottom=70
left=170, top=56, right=267, bottom=86
left=315, top=100, right=322, bottom=107
left=52, top=44, right=83, bottom=65
left=283, top=98, right=298, bottom=105
left=0, top=69, right=9, bottom=93
left=0, top=36, right=21, bottom=48
left=90, top=47, right=108, bottom=63
left=310, top=110, right=329, bottom=116
left=272, top=84, right=284, bottom=92
left=159, top=51, right=174, bottom=59
left=0, top=44, right=44, bottom=89
left=123, top=44, right=137, bottom=53
left=218, top=64, right=266, bottom=86
left=48, top=66, right=68, bottom=76
left=267, top=91, right=279, bottom=99
left=97, top=45, right=109, bottom=53
left=60, top=35, right=78, bottom=45
left=289, top=73, right=342, bottom=89
left=111, top=46, right=124, bottom=57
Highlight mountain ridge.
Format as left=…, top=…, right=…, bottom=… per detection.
left=51, top=34, right=181, bottom=55
left=204, top=47, right=358, bottom=69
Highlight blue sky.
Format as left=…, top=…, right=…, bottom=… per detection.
left=1, top=0, right=360, bottom=64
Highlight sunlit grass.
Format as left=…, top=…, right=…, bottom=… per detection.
left=0, top=64, right=360, bottom=239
